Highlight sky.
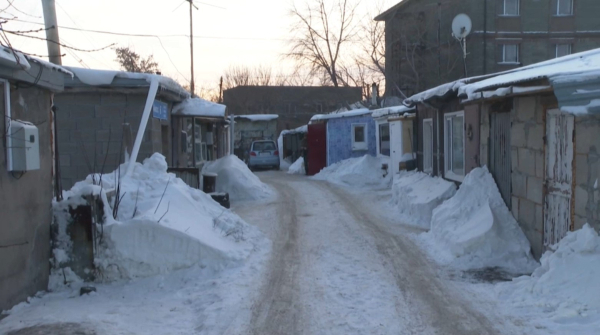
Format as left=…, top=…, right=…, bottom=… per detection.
left=2, top=0, right=398, bottom=92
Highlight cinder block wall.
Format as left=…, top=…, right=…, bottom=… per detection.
left=574, top=114, right=600, bottom=231
left=327, top=116, right=377, bottom=166
left=54, top=92, right=162, bottom=189
left=510, top=96, right=546, bottom=259
left=0, top=86, right=52, bottom=311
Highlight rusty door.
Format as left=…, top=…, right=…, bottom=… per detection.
left=307, top=123, right=327, bottom=176
left=490, top=111, right=512, bottom=207
left=544, top=109, right=575, bottom=247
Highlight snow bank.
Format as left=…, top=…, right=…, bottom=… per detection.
left=390, top=171, right=456, bottom=228
left=313, top=155, right=391, bottom=189
left=53, top=153, right=264, bottom=282
left=202, top=155, right=273, bottom=201
left=423, top=167, right=537, bottom=273
left=497, top=224, right=600, bottom=328
left=287, top=157, right=305, bottom=175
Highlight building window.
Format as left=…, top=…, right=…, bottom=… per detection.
left=503, top=0, right=519, bottom=16
left=379, top=123, right=390, bottom=156
left=556, top=44, right=572, bottom=58
left=423, top=119, right=433, bottom=174
left=556, top=0, right=573, bottom=16
left=500, top=44, right=519, bottom=63
left=352, top=123, right=368, bottom=151
left=444, top=112, right=465, bottom=181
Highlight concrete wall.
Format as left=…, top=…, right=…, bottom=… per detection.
left=55, top=91, right=172, bottom=189
left=574, top=114, right=600, bottom=232
left=0, top=85, right=53, bottom=311
left=509, top=96, right=550, bottom=259
left=326, top=115, right=377, bottom=166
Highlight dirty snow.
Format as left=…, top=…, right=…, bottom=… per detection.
left=420, top=167, right=538, bottom=273
left=495, top=224, right=600, bottom=334
left=171, top=97, right=226, bottom=118
left=287, top=157, right=305, bottom=175
left=202, top=155, right=274, bottom=201
left=54, top=153, right=264, bottom=282
left=313, top=155, right=391, bottom=189
left=390, top=171, right=456, bottom=229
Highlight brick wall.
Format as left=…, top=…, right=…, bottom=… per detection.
left=327, top=115, right=377, bottom=166
left=510, top=96, right=547, bottom=259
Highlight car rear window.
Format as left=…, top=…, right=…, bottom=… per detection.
left=253, top=142, right=276, bottom=151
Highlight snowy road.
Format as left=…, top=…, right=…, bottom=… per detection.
left=237, top=172, right=516, bottom=335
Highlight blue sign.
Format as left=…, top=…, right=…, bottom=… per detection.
left=152, top=100, right=168, bottom=120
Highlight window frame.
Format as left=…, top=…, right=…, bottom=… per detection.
left=499, top=44, right=520, bottom=64
left=422, top=118, right=434, bottom=174
left=443, top=111, right=465, bottom=182
left=555, top=43, right=572, bottom=58
left=556, top=0, right=574, bottom=16
left=351, top=123, right=368, bottom=151
left=502, top=0, right=520, bottom=16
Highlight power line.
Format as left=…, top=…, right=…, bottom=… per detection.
left=4, top=30, right=115, bottom=52
left=6, top=17, right=291, bottom=41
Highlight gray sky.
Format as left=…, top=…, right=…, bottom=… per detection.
left=2, top=0, right=396, bottom=90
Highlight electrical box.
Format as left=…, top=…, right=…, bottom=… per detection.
left=10, top=120, right=40, bottom=171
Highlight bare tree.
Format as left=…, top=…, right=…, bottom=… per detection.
left=114, top=47, right=160, bottom=73
left=254, top=65, right=273, bottom=86
left=223, top=65, right=251, bottom=89
left=287, top=0, right=359, bottom=87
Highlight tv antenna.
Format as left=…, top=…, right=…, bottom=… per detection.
left=452, top=13, right=472, bottom=77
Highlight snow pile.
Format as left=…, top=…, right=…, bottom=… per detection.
left=313, top=155, right=391, bottom=189
left=287, top=157, right=305, bottom=175
left=497, top=224, right=600, bottom=328
left=423, top=167, right=537, bottom=272
left=390, top=171, right=456, bottom=228
left=53, top=153, right=264, bottom=282
left=202, top=155, right=273, bottom=201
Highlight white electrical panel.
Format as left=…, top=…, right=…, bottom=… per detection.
left=10, top=120, right=40, bottom=171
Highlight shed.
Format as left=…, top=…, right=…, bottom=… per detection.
left=54, top=67, right=190, bottom=189
left=371, top=105, right=416, bottom=173
left=0, top=49, right=68, bottom=311
left=279, top=124, right=308, bottom=163
left=233, top=114, right=279, bottom=161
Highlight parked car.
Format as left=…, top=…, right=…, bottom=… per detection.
left=247, top=140, right=280, bottom=170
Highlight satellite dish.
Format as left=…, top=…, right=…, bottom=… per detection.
left=452, top=14, right=472, bottom=39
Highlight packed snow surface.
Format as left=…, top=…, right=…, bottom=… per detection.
left=496, top=224, right=600, bottom=332
left=172, top=97, right=226, bottom=117
left=202, top=155, right=273, bottom=201
left=56, top=153, right=263, bottom=281
left=287, top=157, right=305, bottom=175
left=390, top=171, right=456, bottom=228
left=313, top=155, right=391, bottom=189
left=421, top=167, right=537, bottom=273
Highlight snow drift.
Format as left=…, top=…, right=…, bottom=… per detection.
left=287, top=157, right=305, bottom=175
left=423, top=167, right=537, bottom=273
left=53, top=153, right=265, bottom=282
left=313, top=155, right=392, bottom=189
left=497, top=224, right=600, bottom=328
left=391, top=171, right=456, bottom=228
left=202, top=155, right=273, bottom=201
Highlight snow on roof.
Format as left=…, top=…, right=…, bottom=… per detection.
left=459, top=48, right=600, bottom=99
left=26, top=56, right=73, bottom=76
left=0, top=47, right=72, bottom=76
left=67, top=67, right=190, bottom=99
left=281, top=125, right=308, bottom=136
left=310, top=108, right=372, bottom=121
left=371, top=105, right=415, bottom=119
left=172, top=98, right=226, bottom=118
left=234, top=114, right=279, bottom=122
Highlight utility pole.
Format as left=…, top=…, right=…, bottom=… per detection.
left=188, top=0, right=198, bottom=97
left=218, top=76, right=223, bottom=103
left=41, top=0, right=62, bottom=65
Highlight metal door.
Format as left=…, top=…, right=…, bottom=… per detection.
left=389, top=121, right=403, bottom=173
left=544, top=109, right=574, bottom=247
left=490, top=112, right=512, bottom=207
left=307, top=123, right=327, bottom=176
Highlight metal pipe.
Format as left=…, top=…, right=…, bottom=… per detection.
left=126, top=78, right=159, bottom=176
left=2, top=79, right=12, bottom=171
